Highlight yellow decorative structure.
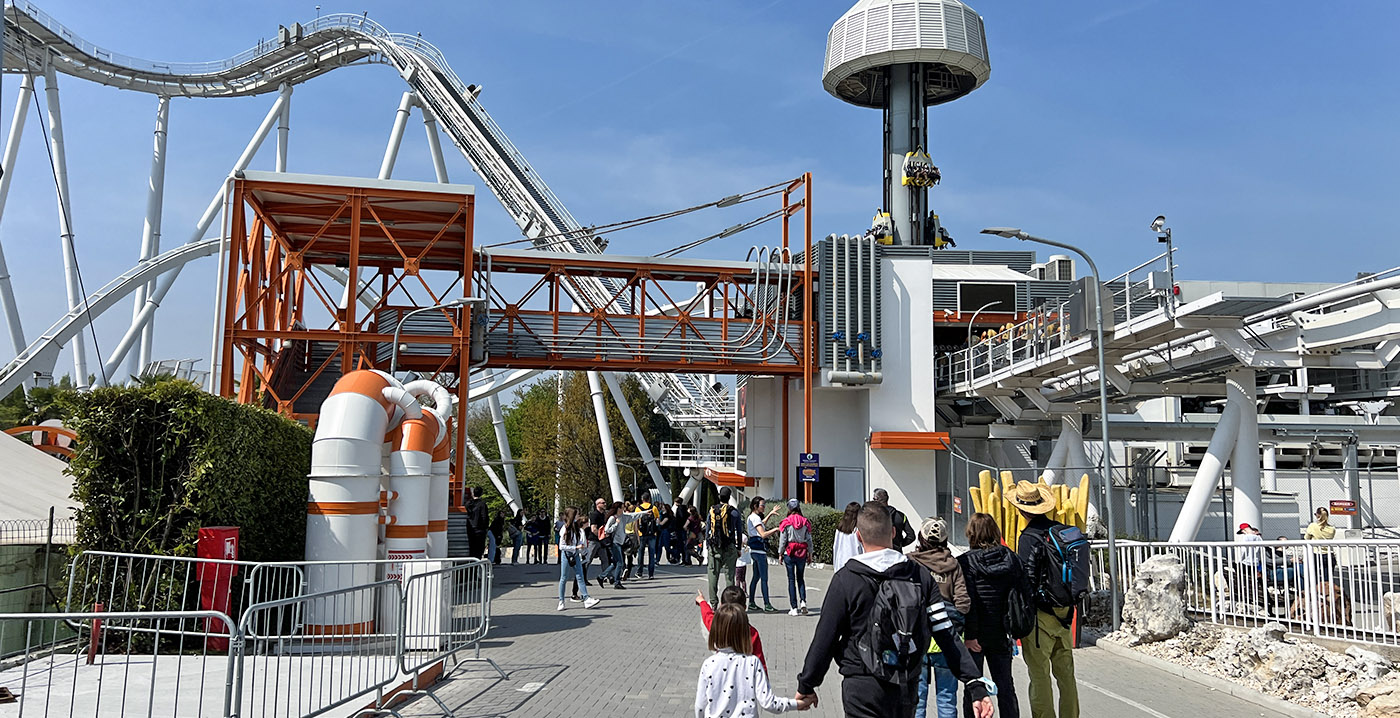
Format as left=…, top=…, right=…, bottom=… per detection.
left=968, top=470, right=1088, bottom=552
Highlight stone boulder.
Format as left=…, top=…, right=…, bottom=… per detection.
left=1120, top=553, right=1191, bottom=644
left=1358, top=672, right=1400, bottom=717
left=1082, top=589, right=1112, bottom=627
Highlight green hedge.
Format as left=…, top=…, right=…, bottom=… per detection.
left=62, top=380, right=313, bottom=562
left=760, top=502, right=842, bottom=564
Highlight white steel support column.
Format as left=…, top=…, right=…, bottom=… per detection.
left=1040, top=416, right=1074, bottom=484
left=104, top=89, right=289, bottom=379
left=1230, top=369, right=1262, bottom=533
left=1262, top=443, right=1278, bottom=492
left=422, top=107, right=449, bottom=184
left=587, top=370, right=624, bottom=502
left=464, top=436, right=520, bottom=514
left=1343, top=437, right=1362, bottom=530
left=0, top=74, right=35, bottom=365
left=129, top=96, right=171, bottom=381
left=485, top=370, right=521, bottom=508
left=378, top=92, right=415, bottom=180
left=42, top=64, right=88, bottom=388
left=275, top=84, right=291, bottom=173
left=1169, top=395, right=1242, bottom=542
left=602, top=371, right=671, bottom=503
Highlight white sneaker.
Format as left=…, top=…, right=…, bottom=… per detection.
left=799, top=601, right=809, bottom=615
left=788, top=608, right=800, bottom=616
left=584, top=597, right=600, bottom=609
left=556, top=601, right=565, bottom=611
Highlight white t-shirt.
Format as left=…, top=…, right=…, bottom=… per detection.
left=747, top=514, right=764, bottom=544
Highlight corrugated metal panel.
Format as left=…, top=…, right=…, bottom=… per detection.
left=892, top=3, right=918, bottom=47
left=1027, top=280, right=1075, bottom=308
left=867, top=4, right=891, bottom=51
left=818, top=235, right=880, bottom=371
left=930, top=264, right=1033, bottom=281
left=929, top=250, right=1036, bottom=273
left=943, top=4, right=968, bottom=53
left=919, top=2, right=944, bottom=47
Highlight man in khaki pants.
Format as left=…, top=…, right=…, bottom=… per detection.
left=1008, top=482, right=1079, bottom=718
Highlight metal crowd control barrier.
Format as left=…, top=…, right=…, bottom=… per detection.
left=1092, top=539, right=1400, bottom=647
left=0, top=553, right=498, bottom=717
left=0, top=610, right=242, bottom=717
left=235, top=580, right=401, bottom=718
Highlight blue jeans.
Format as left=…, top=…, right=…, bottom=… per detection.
left=660, top=529, right=674, bottom=562
left=488, top=531, right=498, bottom=563
left=603, top=543, right=624, bottom=583
left=784, top=556, right=807, bottom=608
left=748, top=551, right=771, bottom=604
left=915, top=652, right=958, bottom=718
left=558, top=553, right=590, bottom=602
left=641, top=536, right=659, bottom=577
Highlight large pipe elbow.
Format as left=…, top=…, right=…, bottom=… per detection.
left=403, top=379, right=453, bottom=420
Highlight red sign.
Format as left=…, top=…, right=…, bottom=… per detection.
left=1329, top=500, right=1357, bottom=516
left=953, top=497, right=963, bottom=515
left=196, top=527, right=239, bottom=652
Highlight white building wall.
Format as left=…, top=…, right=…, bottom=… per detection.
left=867, top=256, right=938, bottom=524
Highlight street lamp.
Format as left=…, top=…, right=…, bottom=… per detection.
left=1151, top=215, right=1176, bottom=316
left=389, top=297, right=485, bottom=373
left=981, top=227, right=1121, bottom=630
left=966, top=300, right=1006, bottom=347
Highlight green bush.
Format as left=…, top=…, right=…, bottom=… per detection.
left=62, top=380, right=313, bottom=562
left=761, top=502, right=841, bottom=564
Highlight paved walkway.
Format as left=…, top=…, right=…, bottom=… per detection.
left=399, top=558, right=1280, bottom=717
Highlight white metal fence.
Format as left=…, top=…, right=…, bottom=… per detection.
left=0, top=553, right=497, bottom=717
left=1092, top=539, right=1400, bottom=647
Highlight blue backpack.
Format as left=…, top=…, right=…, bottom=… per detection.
left=1027, top=523, right=1091, bottom=611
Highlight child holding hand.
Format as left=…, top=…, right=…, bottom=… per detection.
left=694, top=603, right=811, bottom=717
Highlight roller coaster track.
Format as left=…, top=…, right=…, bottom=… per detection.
left=1, top=2, right=727, bottom=424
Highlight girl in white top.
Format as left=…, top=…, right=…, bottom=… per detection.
left=695, top=603, right=807, bottom=717
left=745, top=497, right=782, bottom=612
left=831, top=502, right=862, bottom=572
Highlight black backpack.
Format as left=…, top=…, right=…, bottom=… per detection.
left=1005, top=582, right=1037, bottom=639
left=854, top=574, right=930, bottom=685
left=638, top=505, right=658, bottom=536
left=1025, top=523, right=1091, bottom=612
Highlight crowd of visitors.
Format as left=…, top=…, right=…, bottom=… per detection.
left=463, top=481, right=1098, bottom=718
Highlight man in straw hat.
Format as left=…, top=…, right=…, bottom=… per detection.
left=1009, top=480, right=1080, bottom=718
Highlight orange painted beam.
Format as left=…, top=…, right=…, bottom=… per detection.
left=869, top=431, right=951, bottom=451
left=704, top=467, right=756, bottom=488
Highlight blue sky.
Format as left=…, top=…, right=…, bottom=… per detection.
left=3, top=0, right=1397, bottom=381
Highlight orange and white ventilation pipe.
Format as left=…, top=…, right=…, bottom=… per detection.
left=403, top=379, right=454, bottom=559
left=305, top=370, right=456, bottom=624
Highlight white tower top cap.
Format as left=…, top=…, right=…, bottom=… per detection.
left=823, top=0, right=991, bottom=108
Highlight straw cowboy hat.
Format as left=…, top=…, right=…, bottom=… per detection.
left=1008, top=480, right=1056, bottom=515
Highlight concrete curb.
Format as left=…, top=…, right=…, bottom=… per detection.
left=1092, top=638, right=1329, bottom=718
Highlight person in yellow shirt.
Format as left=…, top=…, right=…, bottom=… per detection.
left=1304, top=507, right=1338, bottom=577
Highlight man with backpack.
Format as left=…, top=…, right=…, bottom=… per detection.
left=1009, top=481, right=1087, bottom=718
left=706, top=486, right=744, bottom=605
left=873, top=488, right=917, bottom=549
left=636, top=491, right=661, bottom=579
left=796, top=502, right=993, bottom=718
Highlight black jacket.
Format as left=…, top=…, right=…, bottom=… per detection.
left=887, top=505, right=916, bottom=549
left=797, top=550, right=988, bottom=703
left=465, top=498, right=488, bottom=534
left=957, top=544, right=1027, bottom=653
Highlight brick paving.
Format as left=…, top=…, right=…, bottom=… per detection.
left=398, top=556, right=1287, bottom=718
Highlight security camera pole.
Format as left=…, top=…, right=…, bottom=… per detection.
left=982, top=227, right=1121, bottom=630
left=1151, top=215, right=1176, bottom=317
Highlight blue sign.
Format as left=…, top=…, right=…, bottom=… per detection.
left=798, top=453, right=819, bottom=482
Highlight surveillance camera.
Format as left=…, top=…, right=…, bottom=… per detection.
left=1150, top=216, right=1166, bottom=233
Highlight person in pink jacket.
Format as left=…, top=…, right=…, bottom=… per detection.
left=776, top=499, right=813, bottom=616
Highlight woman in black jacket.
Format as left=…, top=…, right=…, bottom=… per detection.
left=956, top=512, right=1027, bottom=718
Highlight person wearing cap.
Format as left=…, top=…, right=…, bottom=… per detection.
left=1008, top=481, right=1079, bottom=718
left=1234, top=522, right=1266, bottom=608
left=873, top=488, right=917, bottom=549
left=777, top=499, right=814, bottom=616
left=909, top=517, right=971, bottom=718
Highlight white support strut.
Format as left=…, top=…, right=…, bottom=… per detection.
left=42, top=63, right=88, bottom=388
left=0, top=74, right=34, bottom=370
left=130, top=95, right=170, bottom=381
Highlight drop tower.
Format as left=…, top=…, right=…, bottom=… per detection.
left=822, top=0, right=990, bottom=245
